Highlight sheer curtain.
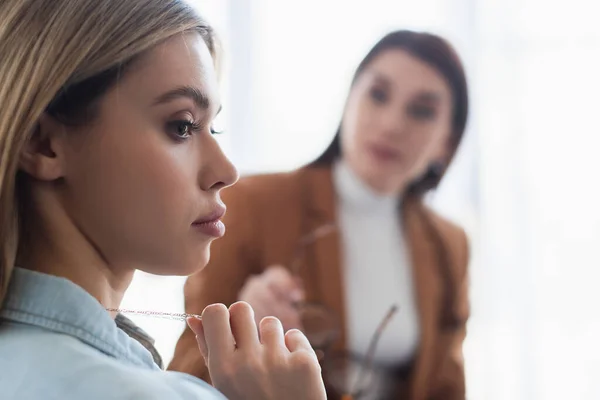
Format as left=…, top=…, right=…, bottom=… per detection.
left=122, top=1, right=600, bottom=398
left=469, top=0, right=600, bottom=399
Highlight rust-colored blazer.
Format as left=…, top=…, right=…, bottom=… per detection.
left=169, top=166, right=470, bottom=400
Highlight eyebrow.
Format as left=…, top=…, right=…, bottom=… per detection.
left=372, top=72, right=442, bottom=103
left=415, top=92, right=441, bottom=103
left=372, top=73, right=391, bottom=87
left=153, top=85, right=211, bottom=110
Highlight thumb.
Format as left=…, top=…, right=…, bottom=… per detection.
left=291, top=277, right=305, bottom=304
left=186, top=316, right=208, bottom=360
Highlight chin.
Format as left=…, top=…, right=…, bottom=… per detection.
left=175, top=251, right=211, bottom=277
left=187, top=250, right=211, bottom=275
left=141, top=247, right=211, bottom=277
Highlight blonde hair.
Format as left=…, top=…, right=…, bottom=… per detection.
left=0, top=0, right=216, bottom=305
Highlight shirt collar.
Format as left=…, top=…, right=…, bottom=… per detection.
left=115, top=313, right=164, bottom=369
left=1, top=267, right=157, bottom=369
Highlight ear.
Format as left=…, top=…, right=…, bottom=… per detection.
left=19, top=113, right=67, bottom=181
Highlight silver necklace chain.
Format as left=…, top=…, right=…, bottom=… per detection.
left=106, top=308, right=201, bottom=322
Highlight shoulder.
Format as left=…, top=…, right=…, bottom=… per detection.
left=0, top=324, right=224, bottom=400
left=68, top=368, right=225, bottom=400
left=422, top=205, right=468, bottom=245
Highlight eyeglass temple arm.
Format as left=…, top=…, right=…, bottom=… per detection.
left=348, top=304, right=399, bottom=396
left=289, top=223, right=336, bottom=276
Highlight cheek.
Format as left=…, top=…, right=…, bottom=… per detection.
left=403, top=126, right=449, bottom=171
left=406, top=129, right=437, bottom=152
left=341, top=98, right=375, bottom=150
left=65, top=126, right=199, bottom=265
left=416, top=124, right=449, bottom=153
left=99, top=133, right=192, bottom=212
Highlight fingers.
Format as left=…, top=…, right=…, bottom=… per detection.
left=186, top=316, right=208, bottom=360
left=239, top=266, right=305, bottom=331
left=202, top=303, right=327, bottom=400
left=264, top=266, right=304, bottom=303
left=284, top=328, right=313, bottom=354
left=201, top=304, right=235, bottom=360
left=229, top=301, right=260, bottom=349
left=267, top=281, right=304, bottom=304
left=252, top=290, right=303, bottom=329
left=259, top=316, right=286, bottom=350
left=285, top=329, right=323, bottom=388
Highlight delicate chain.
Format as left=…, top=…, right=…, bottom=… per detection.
left=106, top=308, right=201, bottom=322
left=104, top=227, right=336, bottom=324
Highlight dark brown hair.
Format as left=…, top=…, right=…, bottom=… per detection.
left=312, top=30, right=469, bottom=197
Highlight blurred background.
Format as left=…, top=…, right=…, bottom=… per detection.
left=121, top=1, right=600, bottom=399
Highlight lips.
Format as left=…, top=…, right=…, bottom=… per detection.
left=368, top=143, right=402, bottom=162
left=192, top=206, right=226, bottom=238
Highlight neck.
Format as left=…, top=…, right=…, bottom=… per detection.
left=363, top=176, right=403, bottom=197
left=18, top=188, right=134, bottom=311
left=343, top=160, right=406, bottom=197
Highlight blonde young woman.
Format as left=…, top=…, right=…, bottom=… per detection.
left=0, top=1, right=326, bottom=399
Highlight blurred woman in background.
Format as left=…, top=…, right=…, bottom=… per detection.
left=170, top=30, right=470, bottom=400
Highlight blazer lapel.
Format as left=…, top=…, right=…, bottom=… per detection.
left=300, top=167, right=347, bottom=352
left=403, top=198, right=442, bottom=400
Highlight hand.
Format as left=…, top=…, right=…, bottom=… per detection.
left=238, top=266, right=304, bottom=331
left=187, top=302, right=326, bottom=400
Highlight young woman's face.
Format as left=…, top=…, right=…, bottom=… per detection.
left=340, top=49, right=453, bottom=194
left=57, top=33, right=238, bottom=275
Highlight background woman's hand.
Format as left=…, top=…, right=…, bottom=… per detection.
left=238, top=266, right=304, bottom=331
left=187, top=302, right=326, bottom=400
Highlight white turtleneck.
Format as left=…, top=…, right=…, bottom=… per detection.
left=333, top=161, right=420, bottom=366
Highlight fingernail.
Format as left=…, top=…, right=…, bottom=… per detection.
left=186, top=316, right=201, bottom=335
left=186, top=317, right=194, bottom=330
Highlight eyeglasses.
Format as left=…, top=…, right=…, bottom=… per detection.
left=287, top=223, right=340, bottom=351
left=323, top=305, right=399, bottom=399
left=289, top=223, right=399, bottom=399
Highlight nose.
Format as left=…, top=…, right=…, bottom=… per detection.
left=198, top=134, right=239, bottom=192
left=378, top=106, right=406, bottom=139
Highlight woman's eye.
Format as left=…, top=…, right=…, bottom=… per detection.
left=210, top=110, right=226, bottom=135
left=409, top=104, right=436, bottom=120
left=369, top=87, right=388, bottom=104
left=210, top=126, right=224, bottom=135
left=167, top=120, right=198, bottom=141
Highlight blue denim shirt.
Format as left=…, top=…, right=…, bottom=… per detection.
left=0, top=268, right=227, bottom=400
